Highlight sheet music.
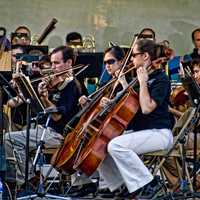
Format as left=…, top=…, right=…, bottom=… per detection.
left=14, top=73, right=45, bottom=112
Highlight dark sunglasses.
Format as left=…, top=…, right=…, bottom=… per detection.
left=11, top=33, right=30, bottom=41
left=138, top=34, right=154, bottom=39
left=132, top=52, right=143, bottom=58
left=103, top=59, right=116, bottom=65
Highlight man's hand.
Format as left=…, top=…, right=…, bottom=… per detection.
left=38, top=79, right=49, bottom=99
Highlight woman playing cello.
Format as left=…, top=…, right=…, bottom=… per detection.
left=96, top=39, right=174, bottom=198
left=79, top=45, right=128, bottom=107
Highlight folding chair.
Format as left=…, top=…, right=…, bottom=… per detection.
left=144, top=107, right=197, bottom=193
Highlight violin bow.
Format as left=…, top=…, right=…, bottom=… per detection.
left=109, top=35, right=138, bottom=99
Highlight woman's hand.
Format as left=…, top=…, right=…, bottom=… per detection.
left=79, top=95, right=89, bottom=107
left=100, top=97, right=112, bottom=108
left=114, top=69, right=128, bottom=89
left=136, top=66, right=149, bottom=85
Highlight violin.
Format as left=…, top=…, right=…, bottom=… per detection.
left=31, top=64, right=86, bottom=84
left=40, top=69, right=73, bottom=91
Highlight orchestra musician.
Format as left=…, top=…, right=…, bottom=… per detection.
left=191, top=58, right=200, bottom=85
left=4, top=46, right=83, bottom=197
left=95, top=39, right=174, bottom=199
left=74, top=45, right=126, bottom=198
left=162, top=58, right=200, bottom=191
left=79, top=45, right=126, bottom=107
left=11, top=25, right=31, bottom=46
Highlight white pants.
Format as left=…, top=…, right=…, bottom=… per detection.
left=98, top=128, right=173, bottom=193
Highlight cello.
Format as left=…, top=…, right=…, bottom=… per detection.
left=50, top=82, right=110, bottom=174
left=73, top=83, right=139, bottom=175
left=50, top=37, right=139, bottom=174
left=50, top=67, right=135, bottom=174
left=73, top=57, right=173, bottom=176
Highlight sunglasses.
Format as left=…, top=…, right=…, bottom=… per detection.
left=11, top=33, right=30, bottom=41
left=138, top=34, right=154, bottom=39
left=132, top=52, right=143, bottom=58
left=103, top=59, right=116, bottom=65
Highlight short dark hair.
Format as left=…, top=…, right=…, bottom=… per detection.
left=50, top=45, right=75, bottom=64
left=104, top=46, right=125, bottom=61
left=15, top=26, right=31, bottom=38
left=65, top=32, right=82, bottom=43
left=138, top=28, right=156, bottom=40
left=191, top=58, right=200, bottom=71
left=191, top=28, right=200, bottom=41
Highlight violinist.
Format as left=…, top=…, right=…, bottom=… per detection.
left=162, top=58, right=200, bottom=191
left=97, top=39, right=174, bottom=199
left=191, top=58, right=200, bottom=85
left=4, top=45, right=82, bottom=197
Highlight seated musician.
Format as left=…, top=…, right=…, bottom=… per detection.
left=11, top=25, right=31, bottom=46
left=96, top=39, right=174, bottom=199
left=4, top=46, right=83, bottom=197
left=163, top=58, right=200, bottom=191
left=77, top=45, right=126, bottom=198
left=79, top=45, right=127, bottom=107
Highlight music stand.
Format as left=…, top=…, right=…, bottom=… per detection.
left=14, top=74, right=71, bottom=200
left=181, top=66, right=200, bottom=191
left=0, top=84, right=7, bottom=197
left=75, top=52, right=103, bottom=79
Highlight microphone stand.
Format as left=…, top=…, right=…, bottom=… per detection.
left=192, top=101, right=200, bottom=193
left=24, top=98, right=31, bottom=194
left=0, top=85, right=6, bottom=192
left=17, top=111, right=71, bottom=200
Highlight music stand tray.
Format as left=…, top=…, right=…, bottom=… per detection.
left=13, top=73, right=45, bottom=113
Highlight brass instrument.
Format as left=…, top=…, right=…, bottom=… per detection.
left=82, top=35, right=95, bottom=52
left=31, top=34, right=40, bottom=45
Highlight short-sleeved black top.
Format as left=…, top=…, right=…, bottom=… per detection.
left=48, top=79, right=82, bottom=134
left=128, top=69, right=174, bottom=131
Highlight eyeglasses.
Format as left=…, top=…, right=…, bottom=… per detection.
left=132, top=52, right=143, bottom=58
left=103, top=59, right=116, bottom=65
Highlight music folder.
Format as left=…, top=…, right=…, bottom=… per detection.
left=13, top=73, right=45, bottom=113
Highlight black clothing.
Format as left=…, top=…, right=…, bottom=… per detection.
left=190, top=48, right=200, bottom=60
left=48, top=79, right=82, bottom=134
left=128, top=69, right=174, bottom=131
left=180, top=74, right=200, bottom=107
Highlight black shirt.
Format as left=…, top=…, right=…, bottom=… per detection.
left=128, top=69, right=174, bottom=131
left=48, top=79, right=82, bottom=134
left=190, top=48, right=200, bottom=60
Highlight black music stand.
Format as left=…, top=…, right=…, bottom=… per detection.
left=181, top=66, right=200, bottom=191
left=158, top=71, right=200, bottom=200
left=0, top=84, right=7, bottom=197
left=14, top=74, right=71, bottom=200
left=75, top=52, right=103, bottom=79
